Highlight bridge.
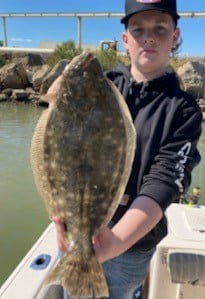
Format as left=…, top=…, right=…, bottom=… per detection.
left=1, top=11, right=205, bottom=49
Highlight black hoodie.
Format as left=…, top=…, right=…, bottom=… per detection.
left=105, top=64, right=202, bottom=251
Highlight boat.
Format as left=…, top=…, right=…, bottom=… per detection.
left=148, top=202, right=205, bottom=299
left=1, top=190, right=205, bottom=299
left=0, top=224, right=59, bottom=299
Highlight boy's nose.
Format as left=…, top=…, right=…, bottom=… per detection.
left=144, top=38, right=154, bottom=46
left=143, top=30, right=155, bottom=46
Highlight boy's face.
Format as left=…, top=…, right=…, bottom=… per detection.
left=122, top=10, right=180, bottom=77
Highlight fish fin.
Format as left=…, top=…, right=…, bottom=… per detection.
left=45, top=252, right=109, bottom=298
left=40, top=94, right=56, bottom=105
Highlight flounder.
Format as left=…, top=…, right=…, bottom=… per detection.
left=30, top=51, right=136, bottom=298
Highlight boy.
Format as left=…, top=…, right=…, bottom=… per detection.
left=46, top=1, right=202, bottom=298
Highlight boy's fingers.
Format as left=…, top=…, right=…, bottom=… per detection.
left=53, top=217, right=68, bottom=252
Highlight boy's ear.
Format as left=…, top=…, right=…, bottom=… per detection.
left=122, top=32, right=129, bottom=50
left=173, top=28, right=180, bottom=48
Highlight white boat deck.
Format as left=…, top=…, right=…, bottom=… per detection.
left=0, top=224, right=59, bottom=299
left=1, top=204, right=205, bottom=299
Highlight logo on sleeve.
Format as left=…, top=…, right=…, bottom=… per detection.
left=175, top=142, right=192, bottom=193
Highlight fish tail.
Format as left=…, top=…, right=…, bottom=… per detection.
left=45, top=252, right=109, bottom=298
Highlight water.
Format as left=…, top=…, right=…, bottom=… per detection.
left=0, top=103, right=204, bottom=286
left=0, top=103, right=49, bottom=285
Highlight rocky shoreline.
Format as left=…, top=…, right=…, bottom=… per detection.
left=176, top=60, right=205, bottom=121
left=0, top=50, right=70, bottom=106
left=0, top=50, right=204, bottom=120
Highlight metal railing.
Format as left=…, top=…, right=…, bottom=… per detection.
left=1, top=11, right=205, bottom=49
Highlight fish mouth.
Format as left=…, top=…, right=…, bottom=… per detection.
left=64, top=50, right=96, bottom=74
left=81, top=51, right=96, bottom=69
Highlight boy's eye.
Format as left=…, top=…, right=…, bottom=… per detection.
left=130, top=25, right=169, bottom=37
left=155, top=26, right=168, bottom=34
left=131, top=27, right=143, bottom=35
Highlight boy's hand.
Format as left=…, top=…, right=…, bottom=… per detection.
left=53, top=217, right=68, bottom=252
left=53, top=217, right=115, bottom=263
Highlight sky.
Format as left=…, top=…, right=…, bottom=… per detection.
left=0, top=0, right=205, bottom=57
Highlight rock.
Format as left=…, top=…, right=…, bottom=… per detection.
left=0, top=62, right=29, bottom=90
left=1, top=88, right=13, bottom=98
left=199, top=98, right=205, bottom=105
left=177, top=61, right=205, bottom=97
left=26, top=86, right=37, bottom=95
left=11, top=89, right=28, bottom=102
left=11, top=52, right=46, bottom=69
left=199, top=98, right=205, bottom=112
left=32, top=64, right=51, bottom=91
left=40, top=59, right=70, bottom=94
left=25, top=87, right=41, bottom=104
left=26, top=69, right=33, bottom=84
left=0, top=52, right=54, bottom=102
left=0, top=93, right=8, bottom=102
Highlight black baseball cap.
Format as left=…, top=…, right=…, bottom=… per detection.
left=121, top=0, right=180, bottom=25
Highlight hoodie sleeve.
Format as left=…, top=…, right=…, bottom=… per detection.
left=138, top=94, right=202, bottom=212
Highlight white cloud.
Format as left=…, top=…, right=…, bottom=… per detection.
left=9, top=38, right=33, bottom=43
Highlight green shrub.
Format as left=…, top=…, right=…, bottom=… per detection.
left=48, top=41, right=128, bottom=71
left=47, top=40, right=82, bottom=67
left=95, top=49, right=124, bottom=71
left=0, top=54, right=6, bottom=67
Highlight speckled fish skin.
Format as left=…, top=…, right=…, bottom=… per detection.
left=30, top=51, right=136, bottom=298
